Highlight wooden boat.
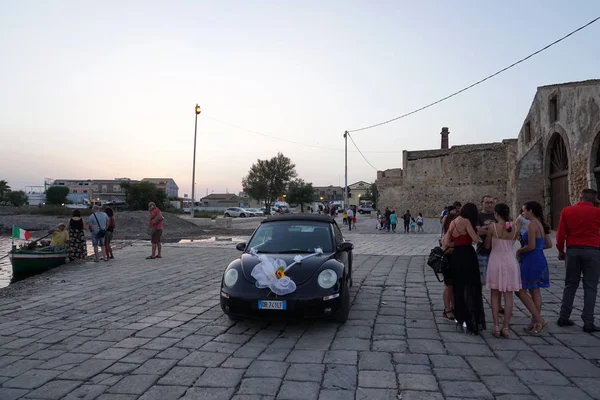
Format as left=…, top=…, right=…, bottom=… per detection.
left=8, top=246, right=67, bottom=277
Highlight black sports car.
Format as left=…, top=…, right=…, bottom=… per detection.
left=220, top=214, right=354, bottom=322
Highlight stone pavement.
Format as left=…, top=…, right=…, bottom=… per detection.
left=0, top=232, right=598, bottom=399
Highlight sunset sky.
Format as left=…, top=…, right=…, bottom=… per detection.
left=1, top=1, right=599, bottom=198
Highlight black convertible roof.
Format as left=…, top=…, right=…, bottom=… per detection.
left=261, top=214, right=335, bottom=224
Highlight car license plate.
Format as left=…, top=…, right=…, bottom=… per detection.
left=258, top=300, right=286, bottom=310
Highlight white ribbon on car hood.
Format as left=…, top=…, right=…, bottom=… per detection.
left=249, top=248, right=323, bottom=296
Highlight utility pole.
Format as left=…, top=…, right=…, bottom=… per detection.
left=191, top=104, right=201, bottom=217
left=344, top=131, right=348, bottom=208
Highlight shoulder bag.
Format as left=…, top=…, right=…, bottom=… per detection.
left=93, top=213, right=107, bottom=238
left=427, top=246, right=450, bottom=283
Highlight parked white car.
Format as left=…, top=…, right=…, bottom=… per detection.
left=224, top=207, right=253, bottom=218
left=260, top=207, right=277, bottom=215
left=245, top=208, right=264, bottom=217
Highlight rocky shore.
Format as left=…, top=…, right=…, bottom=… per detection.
left=0, top=211, right=256, bottom=242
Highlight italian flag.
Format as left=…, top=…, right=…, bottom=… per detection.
left=12, top=226, right=31, bottom=240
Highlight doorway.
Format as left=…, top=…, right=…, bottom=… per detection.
left=548, top=134, right=569, bottom=230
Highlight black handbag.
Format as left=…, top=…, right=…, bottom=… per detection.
left=427, top=246, right=450, bottom=283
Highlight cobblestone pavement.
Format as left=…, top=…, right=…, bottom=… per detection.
left=0, top=232, right=598, bottom=399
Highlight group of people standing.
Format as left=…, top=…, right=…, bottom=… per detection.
left=377, top=208, right=424, bottom=233
left=53, top=201, right=165, bottom=263
left=65, top=205, right=116, bottom=262
left=439, top=189, right=600, bottom=336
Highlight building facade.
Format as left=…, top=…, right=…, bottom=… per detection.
left=141, top=178, right=179, bottom=198
left=377, top=134, right=517, bottom=217
left=52, top=178, right=137, bottom=202
left=199, top=193, right=241, bottom=208
left=313, top=185, right=343, bottom=202
left=377, top=80, right=600, bottom=225
left=348, top=181, right=371, bottom=206
left=513, top=79, right=600, bottom=229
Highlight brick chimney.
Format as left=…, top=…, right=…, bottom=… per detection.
left=440, top=127, right=449, bottom=149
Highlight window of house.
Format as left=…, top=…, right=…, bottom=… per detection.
left=83, top=190, right=88, bottom=193
left=524, top=121, right=531, bottom=143
left=549, top=96, right=558, bottom=123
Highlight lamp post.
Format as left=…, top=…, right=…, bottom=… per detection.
left=191, top=104, right=201, bottom=217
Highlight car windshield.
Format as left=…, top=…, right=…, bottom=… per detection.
left=247, top=220, right=334, bottom=253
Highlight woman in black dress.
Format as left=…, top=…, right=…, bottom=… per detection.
left=441, top=206, right=458, bottom=320
left=442, top=203, right=486, bottom=334
left=68, top=210, right=87, bottom=262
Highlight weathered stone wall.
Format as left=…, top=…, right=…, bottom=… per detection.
left=376, top=80, right=600, bottom=221
left=512, top=141, right=544, bottom=216
left=378, top=141, right=517, bottom=217
left=515, top=80, right=600, bottom=221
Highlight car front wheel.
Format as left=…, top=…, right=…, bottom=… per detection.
left=240, top=213, right=246, bottom=218
left=333, top=279, right=350, bottom=323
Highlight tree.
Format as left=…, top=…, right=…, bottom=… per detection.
left=362, top=182, right=378, bottom=208
left=0, top=180, right=10, bottom=198
left=286, top=179, right=314, bottom=213
left=46, top=186, right=69, bottom=205
left=242, top=153, right=297, bottom=213
left=120, top=181, right=168, bottom=211
left=6, top=190, right=28, bottom=207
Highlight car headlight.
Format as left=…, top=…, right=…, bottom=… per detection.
left=224, top=269, right=239, bottom=287
left=317, top=269, right=337, bottom=289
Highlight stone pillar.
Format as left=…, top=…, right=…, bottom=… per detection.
left=441, top=127, right=449, bottom=149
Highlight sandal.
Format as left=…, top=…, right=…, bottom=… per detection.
left=146, top=256, right=155, bottom=259
left=493, top=326, right=501, bottom=338
left=530, top=320, right=547, bottom=335
left=156, top=255, right=162, bottom=259
left=443, top=310, right=455, bottom=320
left=501, top=328, right=510, bottom=338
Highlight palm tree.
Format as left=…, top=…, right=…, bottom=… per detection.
left=0, top=180, right=10, bottom=197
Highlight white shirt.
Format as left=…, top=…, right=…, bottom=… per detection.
left=517, top=215, right=530, bottom=235
left=347, top=209, right=354, bottom=217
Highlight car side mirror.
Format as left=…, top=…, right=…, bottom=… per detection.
left=236, top=242, right=247, bottom=251
left=337, top=242, right=353, bottom=252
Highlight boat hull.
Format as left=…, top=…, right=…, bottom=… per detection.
left=9, top=251, right=67, bottom=277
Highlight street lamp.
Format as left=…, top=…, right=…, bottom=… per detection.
left=191, top=104, right=201, bottom=217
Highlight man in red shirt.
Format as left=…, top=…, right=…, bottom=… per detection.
left=556, top=188, right=600, bottom=333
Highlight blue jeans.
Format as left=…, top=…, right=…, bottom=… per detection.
left=477, top=254, right=489, bottom=285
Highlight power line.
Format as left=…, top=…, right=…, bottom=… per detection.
left=204, top=115, right=403, bottom=154
left=346, top=131, right=379, bottom=171
left=348, top=16, right=600, bottom=133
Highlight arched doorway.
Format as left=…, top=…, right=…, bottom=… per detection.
left=548, top=134, right=569, bottom=229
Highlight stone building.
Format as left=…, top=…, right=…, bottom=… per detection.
left=377, top=79, right=600, bottom=224
left=377, top=130, right=517, bottom=217
left=513, top=79, right=600, bottom=229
